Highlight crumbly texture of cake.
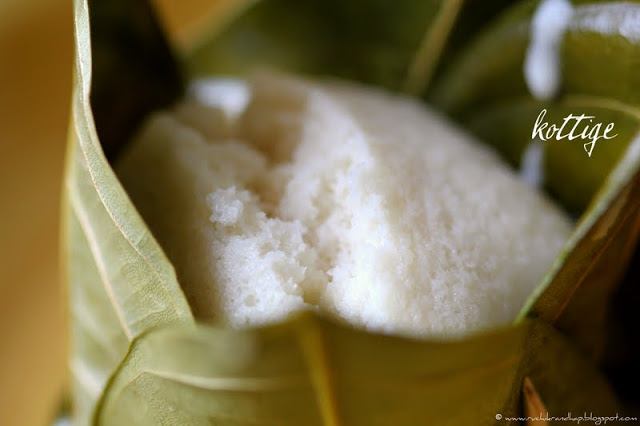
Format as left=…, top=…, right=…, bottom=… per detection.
left=117, top=73, right=572, bottom=337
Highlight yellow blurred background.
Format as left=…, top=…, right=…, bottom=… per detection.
left=0, top=1, right=229, bottom=424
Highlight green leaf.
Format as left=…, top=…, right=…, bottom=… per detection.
left=66, top=0, right=193, bottom=423
left=95, top=315, right=617, bottom=426
left=187, top=0, right=464, bottom=94
left=429, top=0, right=640, bottom=358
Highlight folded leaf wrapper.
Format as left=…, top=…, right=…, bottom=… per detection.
left=65, top=0, right=640, bottom=424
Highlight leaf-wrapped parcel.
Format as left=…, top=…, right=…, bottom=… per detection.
left=65, top=0, right=640, bottom=424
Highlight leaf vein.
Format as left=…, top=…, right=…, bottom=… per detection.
left=69, top=187, right=133, bottom=340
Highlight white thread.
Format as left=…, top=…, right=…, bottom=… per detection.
left=524, top=0, right=575, bottom=100
left=520, top=141, right=545, bottom=188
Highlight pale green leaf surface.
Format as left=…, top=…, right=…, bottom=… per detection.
left=66, top=0, right=193, bottom=424
left=95, top=315, right=616, bottom=426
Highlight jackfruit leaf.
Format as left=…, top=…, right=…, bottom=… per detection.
left=68, top=0, right=632, bottom=424
left=66, top=0, right=193, bottom=424
left=187, top=0, right=465, bottom=95
left=429, top=0, right=640, bottom=360
left=94, top=315, right=617, bottom=425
